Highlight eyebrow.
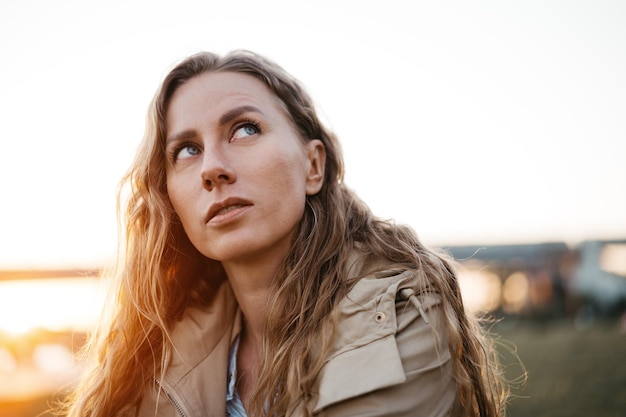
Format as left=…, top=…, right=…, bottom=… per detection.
left=166, top=105, right=265, bottom=145
left=166, top=129, right=197, bottom=145
left=219, top=105, right=265, bottom=125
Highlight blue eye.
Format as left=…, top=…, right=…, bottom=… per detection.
left=232, top=122, right=260, bottom=141
left=176, top=144, right=201, bottom=160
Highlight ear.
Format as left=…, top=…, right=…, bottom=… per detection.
left=304, top=139, right=326, bottom=195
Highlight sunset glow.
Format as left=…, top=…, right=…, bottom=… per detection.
left=457, top=263, right=502, bottom=313
left=0, top=278, right=106, bottom=335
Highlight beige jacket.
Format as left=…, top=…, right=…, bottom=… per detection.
left=138, top=266, right=459, bottom=417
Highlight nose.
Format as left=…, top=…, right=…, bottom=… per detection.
left=200, top=147, right=236, bottom=191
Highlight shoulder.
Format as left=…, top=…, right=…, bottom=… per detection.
left=333, top=267, right=442, bottom=346
left=138, top=281, right=240, bottom=417
left=314, top=268, right=457, bottom=415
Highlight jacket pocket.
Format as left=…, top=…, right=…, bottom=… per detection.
left=314, top=333, right=406, bottom=412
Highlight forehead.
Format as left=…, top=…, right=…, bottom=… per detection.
left=166, top=71, right=286, bottom=124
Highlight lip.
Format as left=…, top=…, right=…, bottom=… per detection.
left=205, top=197, right=253, bottom=225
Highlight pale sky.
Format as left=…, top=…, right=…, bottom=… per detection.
left=1, top=0, right=625, bottom=269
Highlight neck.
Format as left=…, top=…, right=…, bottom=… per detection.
left=222, top=259, right=280, bottom=344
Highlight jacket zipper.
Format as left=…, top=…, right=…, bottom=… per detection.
left=155, top=378, right=188, bottom=417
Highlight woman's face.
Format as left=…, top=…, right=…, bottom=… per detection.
left=165, top=71, right=325, bottom=266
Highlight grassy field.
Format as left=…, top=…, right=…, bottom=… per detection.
left=1, top=319, right=624, bottom=417
left=495, top=319, right=626, bottom=417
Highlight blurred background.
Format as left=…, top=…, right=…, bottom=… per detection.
left=1, top=1, right=624, bottom=416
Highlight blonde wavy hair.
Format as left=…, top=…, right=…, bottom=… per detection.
left=62, top=50, right=508, bottom=417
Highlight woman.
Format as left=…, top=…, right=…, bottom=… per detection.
left=63, top=50, right=507, bottom=417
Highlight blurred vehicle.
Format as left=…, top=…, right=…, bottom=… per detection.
left=444, top=239, right=626, bottom=319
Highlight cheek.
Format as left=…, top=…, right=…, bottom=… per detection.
left=256, top=143, right=309, bottom=186
left=166, top=175, right=194, bottom=222
left=165, top=176, right=179, bottom=210
left=262, top=156, right=308, bottom=197
left=266, top=160, right=309, bottom=222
